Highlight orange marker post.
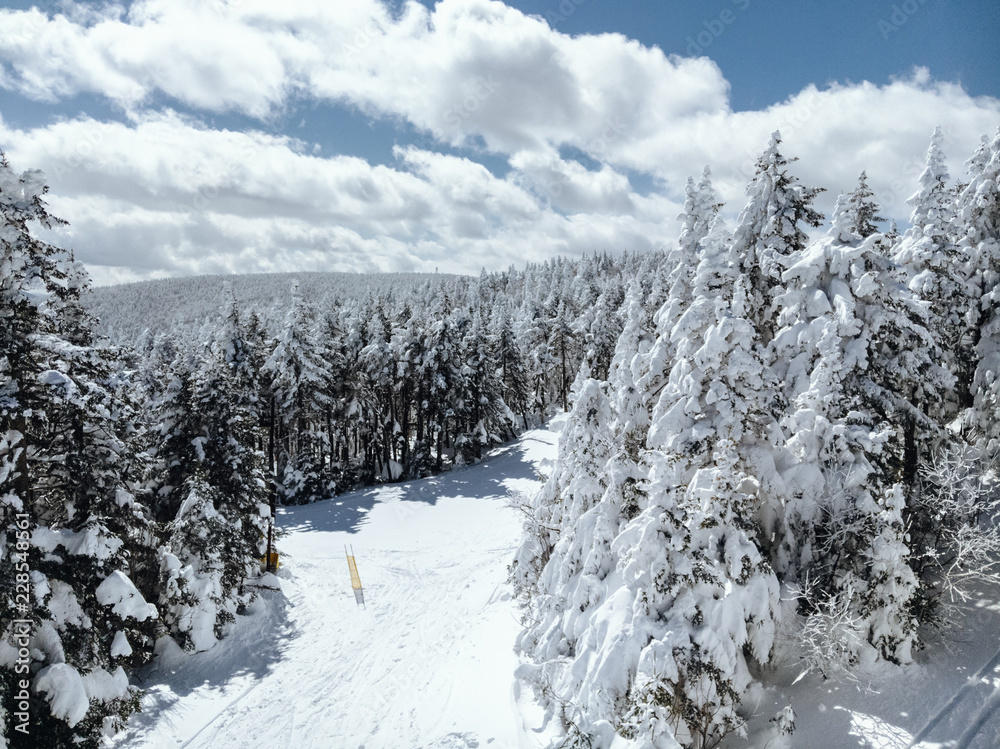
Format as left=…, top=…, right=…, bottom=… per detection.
left=345, top=545, right=365, bottom=608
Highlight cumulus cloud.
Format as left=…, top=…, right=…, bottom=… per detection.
left=0, top=110, right=676, bottom=283
left=0, top=0, right=997, bottom=283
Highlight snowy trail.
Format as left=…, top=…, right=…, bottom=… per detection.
left=908, top=645, right=1000, bottom=749
left=113, top=428, right=558, bottom=749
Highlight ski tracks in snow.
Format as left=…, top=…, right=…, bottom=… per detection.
left=907, top=644, right=1000, bottom=749
left=112, top=428, right=558, bottom=749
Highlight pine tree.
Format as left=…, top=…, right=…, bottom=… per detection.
left=494, top=307, right=532, bottom=430
left=583, top=285, right=624, bottom=382
left=775, top=195, right=953, bottom=661
left=608, top=283, right=657, bottom=467
left=157, top=476, right=240, bottom=652
left=456, top=306, right=511, bottom=463
left=548, top=300, right=576, bottom=412
left=619, top=216, right=780, bottom=747
left=262, top=284, right=331, bottom=503
left=956, top=129, right=1000, bottom=452
left=0, top=155, right=156, bottom=748
left=148, top=346, right=202, bottom=522
left=639, top=170, right=724, bottom=438
left=513, top=378, right=618, bottom=730
left=844, top=170, right=886, bottom=238
left=194, top=292, right=270, bottom=592
left=893, top=127, right=974, bottom=415
left=651, top=167, right=723, bottom=388
left=731, top=131, right=825, bottom=345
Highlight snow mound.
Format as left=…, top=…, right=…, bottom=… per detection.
left=96, top=571, right=158, bottom=621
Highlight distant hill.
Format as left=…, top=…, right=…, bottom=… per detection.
left=84, top=271, right=463, bottom=344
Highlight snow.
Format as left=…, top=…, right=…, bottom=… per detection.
left=733, top=585, right=1000, bottom=748
left=83, top=667, right=130, bottom=703
left=34, top=663, right=89, bottom=728
left=105, top=421, right=1000, bottom=749
left=95, top=571, right=158, bottom=621
left=45, top=580, right=91, bottom=629
left=112, top=425, right=559, bottom=749
left=111, top=631, right=133, bottom=659
left=32, top=525, right=124, bottom=560
left=37, top=369, right=74, bottom=389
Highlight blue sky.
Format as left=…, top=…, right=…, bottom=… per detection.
left=511, top=0, right=999, bottom=109
left=0, top=0, right=997, bottom=284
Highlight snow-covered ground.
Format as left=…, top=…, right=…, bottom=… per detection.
left=731, top=583, right=1000, bottom=749
left=112, top=421, right=1000, bottom=749
left=112, top=425, right=559, bottom=749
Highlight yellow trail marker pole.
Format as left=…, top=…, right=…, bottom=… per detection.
left=345, top=545, right=365, bottom=608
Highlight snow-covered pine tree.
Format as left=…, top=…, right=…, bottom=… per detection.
left=638, top=167, right=723, bottom=433
left=731, top=131, right=825, bottom=346
left=423, top=298, right=460, bottom=473
left=548, top=300, right=576, bottom=412
left=892, top=127, right=975, bottom=415
left=157, top=475, right=241, bottom=652
left=513, top=377, right=618, bottom=732
left=608, top=283, right=657, bottom=469
left=358, top=303, right=399, bottom=480
left=456, top=306, right=511, bottom=463
left=392, top=307, right=431, bottom=478
left=189, top=291, right=270, bottom=602
left=515, top=218, right=783, bottom=748
left=956, top=129, right=1000, bottom=453
left=519, top=299, right=554, bottom=414
left=843, top=170, right=885, bottom=239
left=0, top=155, right=156, bottom=748
left=615, top=215, right=781, bottom=748
left=494, top=306, right=532, bottom=430
left=147, top=345, right=202, bottom=522
left=262, top=283, right=331, bottom=504
left=775, top=195, right=953, bottom=663
left=583, top=284, right=624, bottom=383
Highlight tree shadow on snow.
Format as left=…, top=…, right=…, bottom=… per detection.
left=116, top=586, right=297, bottom=746
left=277, top=436, right=543, bottom=535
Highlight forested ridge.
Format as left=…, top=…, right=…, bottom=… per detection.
left=1, top=124, right=998, bottom=748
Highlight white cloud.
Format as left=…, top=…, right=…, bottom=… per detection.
left=0, top=110, right=678, bottom=281
left=0, top=1, right=997, bottom=282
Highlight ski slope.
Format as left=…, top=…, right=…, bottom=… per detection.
left=111, top=419, right=1000, bottom=749
left=113, top=426, right=559, bottom=749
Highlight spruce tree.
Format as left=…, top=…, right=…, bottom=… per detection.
left=494, top=307, right=532, bottom=430
left=621, top=216, right=780, bottom=746
left=0, top=155, right=156, bottom=748
left=731, top=131, right=825, bottom=346
left=844, top=170, right=885, bottom=238
left=262, top=284, right=331, bottom=503
left=956, top=129, right=1000, bottom=452
left=893, top=127, right=974, bottom=415
left=194, top=292, right=270, bottom=594
left=776, top=195, right=953, bottom=661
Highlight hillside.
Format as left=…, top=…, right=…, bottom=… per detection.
left=85, top=271, right=462, bottom=343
